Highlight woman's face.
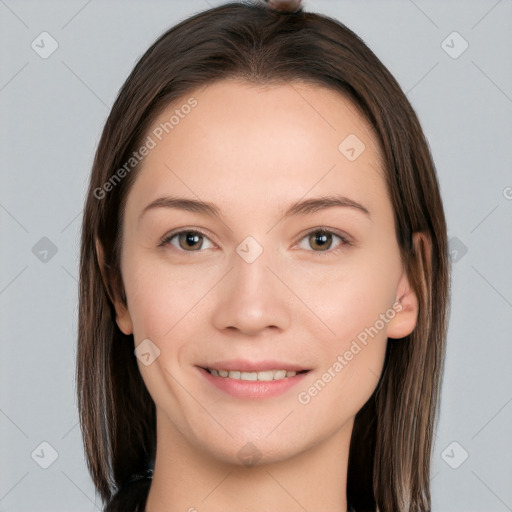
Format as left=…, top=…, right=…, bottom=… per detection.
left=112, top=79, right=418, bottom=466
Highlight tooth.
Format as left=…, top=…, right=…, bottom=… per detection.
left=207, top=368, right=301, bottom=380
left=240, top=371, right=258, bottom=381
left=257, top=370, right=275, bottom=381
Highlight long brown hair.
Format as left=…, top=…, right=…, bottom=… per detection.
left=77, top=2, right=450, bottom=511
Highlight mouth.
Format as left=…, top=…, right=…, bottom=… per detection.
left=197, top=364, right=311, bottom=399
left=201, top=367, right=310, bottom=381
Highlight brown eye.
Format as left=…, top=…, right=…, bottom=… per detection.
left=163, top=230, right=215, bottom=252
left=309, top=230, right=332, bottom=251
left=298, top=229, right=349, bottom=253
left=178, top=231, right=202, bottom=250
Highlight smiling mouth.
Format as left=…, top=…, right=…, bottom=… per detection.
left=201, top=367, right=310, bottom=381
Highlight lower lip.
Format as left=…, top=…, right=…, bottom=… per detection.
left=197, top=367, right=310, bottom=399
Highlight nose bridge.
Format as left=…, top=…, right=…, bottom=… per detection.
left=211, top=234, right=291, bottom=335
left=232, top=234, right=279, bottom=310
left=235, top=237, right=274, bottom=293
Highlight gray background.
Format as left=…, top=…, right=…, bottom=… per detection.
left=1, top=0, right=511, bottom=510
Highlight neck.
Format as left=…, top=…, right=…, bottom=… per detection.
left=145, top=409, right=352, bottom=512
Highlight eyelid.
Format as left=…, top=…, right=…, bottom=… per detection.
left=160, top=226, right=353, bottom=254
left=293, top=227, right=352, bottom=254
left=160, top=227, right=217, bottom=251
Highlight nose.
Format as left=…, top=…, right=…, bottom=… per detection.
left=211, top=244, right=291, bottom=337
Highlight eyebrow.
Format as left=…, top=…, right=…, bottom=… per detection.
left=139, top=194, right=371, bottom=222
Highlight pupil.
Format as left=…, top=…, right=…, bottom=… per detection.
left=312, top=231, right=330, bottom=250
left=178, top=231, right=333, bottom=251
left=181, top=232, right=201, bottom=249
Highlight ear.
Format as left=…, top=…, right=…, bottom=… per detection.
left=95, top=238, right=133, bottom=335
left=386, top=232, right=430, bottom=340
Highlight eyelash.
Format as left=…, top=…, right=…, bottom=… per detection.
left=159, top=227, right=352, bottom=256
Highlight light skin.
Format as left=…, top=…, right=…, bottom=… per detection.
left=98, top=79, right=420, bottom=511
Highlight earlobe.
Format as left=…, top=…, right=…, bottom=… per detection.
left=386, top=232, right=430, bottom=340
left=95, top=238, right=133, bottom=335
left=114, top=307, right=134, bottom=336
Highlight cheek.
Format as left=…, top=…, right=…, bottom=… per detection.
left=291, top=250, right=398, bottom=402
left=291, top=251, right=399, bottom=341
left=293, top=269, right=391, bottom=421
left=122, top=257, right=202, bottom=340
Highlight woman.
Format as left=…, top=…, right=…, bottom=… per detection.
left=76, top=1, right=450, bottom=511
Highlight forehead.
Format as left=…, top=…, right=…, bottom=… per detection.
left=127, top=79, right=386, bottom=215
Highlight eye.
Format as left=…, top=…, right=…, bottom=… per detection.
left=160, top=228, right=350, bottom=254
left=160, top=230, right=215, bottom=252
left=296, top=228, right=350, bottom=254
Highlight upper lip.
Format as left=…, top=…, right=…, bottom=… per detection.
left=199, top=359, right=309, bottom=372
